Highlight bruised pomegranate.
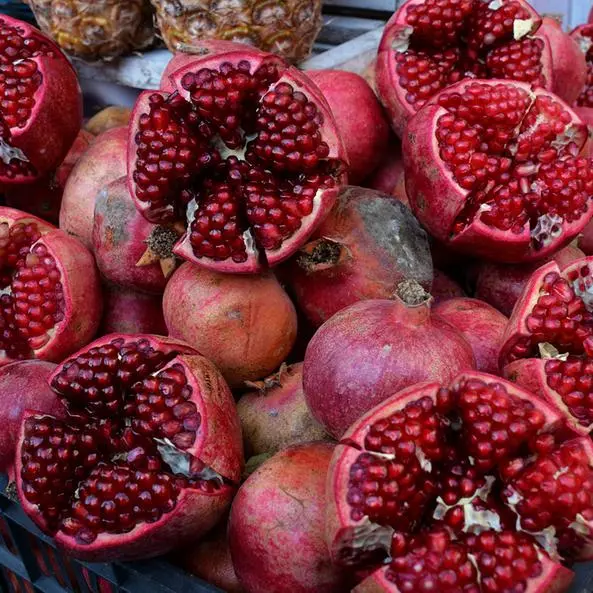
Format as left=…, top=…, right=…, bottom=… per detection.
left=60, top=126, right=128, bottom=248
left=164, top=262, right=297, bottom=387
left=404, top=79, right=593, bottom=262
left=307, top=70, right=390, bottom=185
left=474, top=244, right=585, bottom=316
left=93, top=177, right=180, bottom=294
left=0, top=16, right=82, bottom=185
left=229, top=442, right=348, bottom=593
left=285, top=186, right=433, bottom=328
left=375, top=0, right=578, bottom=137
left=0, top=207, right=101, bottom=365
left=128, top=48, right=348, bottom=273
left=327, top=372, right=589, bottom=592
left=237, top=363, right=328, bottom=457
left=303, top=280, right=475, bottom=438
left=16, top=334, right=243, bottom=562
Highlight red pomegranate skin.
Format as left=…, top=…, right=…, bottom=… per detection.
left=363, top=141, right=409, bottom=207
left=164, top=263, right=298, bottom=388
left=228, top=442, right=348, bottom=593
left=0, top=360, right=61, bottom=475
left=307, top=70, right=390, bottom=184
left=434, top=298, right=508, bottom=375
left=303, top=294, right=476, bottom=438
left=431, top=269, right=467, bottom=304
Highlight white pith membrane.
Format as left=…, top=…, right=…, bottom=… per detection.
left=18, top=338, right=233, bottom=545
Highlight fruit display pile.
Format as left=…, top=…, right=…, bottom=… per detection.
left=5, top=2, right=593, bottom=592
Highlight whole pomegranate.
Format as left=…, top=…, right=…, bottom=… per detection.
left=0, top=207, right=102, bottom=365
left=0, top=360, right=60, bottom=475
left=285, top=185, right=433, bottom=328
left=92, top=177, right=180, bottom=294
left=404, top=79, right=593, bottom=263
left=434, top=297, right=508, bottom=374
left=303, top=280, right=475, bottom=438
left=100, top=285, right=167, bottom=336
left=0, top=16, right=82, bottom=185
left=474, top=244, right=585, bottom=316
left=363, top=141, right=409, bottom=207
left=307, top=70, right=390, bottom=185
left=163, top=263, right=297, bottom=388
left=328, top=372, right=590, bottom=593
left=237, top=363, right=328, bottom=457
left=16, top=334, right=243, bottom=562
left=375, top=0, right=578, bottom=136
left=60, top=126, right=128, bottom=248
left=128, top=47, right=348, bottom=273
left=229, top=442, right=348, bottom=593
left=85, top=106, right=132, bottom=136
left=431, top=269, right=467, bottom=304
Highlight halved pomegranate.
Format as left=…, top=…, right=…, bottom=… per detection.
left=404, top=79, right=593, bottom=263
left=0, top=15, right=82, bottom=184
left=128, top=49, right=347, bottom=273
left=326, top=372, right=590, bottom=592
left=15, top=334, right=243, bottom=562
left=571, top=25, right=593, bottom=111
left=0, top=207, right=101, bottom=365
left=501, top=256, right=593, bottom=434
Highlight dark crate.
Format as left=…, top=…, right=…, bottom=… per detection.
left=0, top=475, right=221, bottom=593
left=0, top=1, right=35, bottom=22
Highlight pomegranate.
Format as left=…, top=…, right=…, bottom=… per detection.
left=303, top=280, right=475, bottom=438
left=434, top=297, right=508, bottom=374
left=474, top=244, right=585, bottom=316
left=327, top=371, right=591, bottom=592
left=4, top=130, right=93, bottom=225
left=375, top=0, right=579, bottom=137
left=92, top=177, right=180, bottom=294
left=571, top=25, right=593, bottom=111
left=580, top=221, right=593, bottom=254
left=500, top=255, right=593, bottom=434
left=0, top=15, right=82, bottom=185
left=85, top=106, right=132, bottom=136
left=285, top=186, right=433, bottom=328
left=163, top=262, right=297, bottom=387
left=237, top=363, right=328, bottom=457
left=363, top=141, right=409, bottom=207
left=307, top=70, right=390, bottom=185
left=128, top=47, right=348, bottom=273
left=59, top=126, right=128, bottom=248
left=229, top=442, right=348, bottom=593
left=431, top=269, right=467, bottom=304
left=0, top=360, right=60, bottom=475
left=0, top=207, right=102, bottom=365
left=16, top=334, right=243, bottom=562
left=100, top=285, right=167, bottom=336
left=404, top=79, right=593, bottom=263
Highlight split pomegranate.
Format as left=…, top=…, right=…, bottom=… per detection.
left=285, top=185, right=433, bottom=328
left=303, top=280, right=475, bottom=438
left=375, top=0, right=577, bottom=137
left=237, top=363, right=328, bottom=457
left=404, top=79, right=593, bottom=262
left=307, top=70, right=390, bottom=185
left=128, top=48, right=348, bottom=273
left=16, top=334, right=243, bottom=562
left=500, top=255, right=593, bottom=434
left=93, top=177, right=180, bottom=295
left=571, top=25, right=593, bottom=111
left=434, top=297, right=508, bottom=374
left=0, top=15, right=82, bottom=185
left=60, top=126, right=128, bottom=248
left=327, top=372, right=592, bottom=592
left=0, top=207, right=102, bottom=365
left=163, top=262, right=297, bottom=387
left=474, top=244, right=585, bottom=316
left=229, top=442, right=348, bottom=593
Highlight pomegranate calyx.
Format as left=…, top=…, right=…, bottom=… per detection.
left=395, top=279, right=431, bottom=306
left=243, top=362, right=290, bottom=394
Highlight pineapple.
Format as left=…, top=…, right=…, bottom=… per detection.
left=23, top=0, right=155, bottom=59
left=151, top=0, right=323, bottom=62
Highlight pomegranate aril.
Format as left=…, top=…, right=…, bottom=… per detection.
left=486, top=37, right=546, bottom=87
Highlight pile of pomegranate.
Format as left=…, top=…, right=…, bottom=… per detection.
left=3, top=2, right=593, bottom=592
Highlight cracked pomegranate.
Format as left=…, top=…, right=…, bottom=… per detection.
left=571, top=25, right=593, bottom=112
left=128, top=48, right=347, bottom=273
left=303, top=280, right=475, bottom=438
left=404, top=79, right=593, bottom=262
left=327, top=372, right=590, bottom=593
left=375, top=0, right=578, bottom=137
left=0, top=207, right=101, bottom=365
left=16, top=334, right=243, bottom=562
